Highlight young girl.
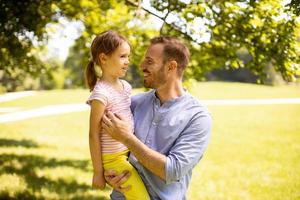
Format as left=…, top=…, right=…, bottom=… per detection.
left=86, top=30, right=149, bottom=200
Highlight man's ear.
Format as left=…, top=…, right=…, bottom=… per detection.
left=168, top=60, right=177, bottom=72
left=99, top=53, right=107, bottom=64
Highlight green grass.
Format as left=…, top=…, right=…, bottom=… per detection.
left=188, top=81, right=300, bottom=99
left=0, top=112, right=109, bottom=199
left=188, top=105, right=300, bottom=200
left=0, top=89, right=89, bottom=109
left=0, top=82, right=299, bottom=199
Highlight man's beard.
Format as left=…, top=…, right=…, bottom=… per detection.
left=143, top=65, right=166, bottom=88
left=143, top=80, right=151, bottom=88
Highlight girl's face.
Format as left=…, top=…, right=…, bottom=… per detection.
left=101, top=41, right=131, bottom=78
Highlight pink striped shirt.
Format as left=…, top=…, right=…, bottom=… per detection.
left=87, top=79, right=134, bottom=154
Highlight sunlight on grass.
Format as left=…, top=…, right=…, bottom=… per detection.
left=0, top=174, right=27, bottom=194
left=189, top=81, right=300, bottom=99
left=0, top=111, right=111, bottom=199
left=0, top=89, right=89, bottom=109
left=0, top=82, right=299, bottom=199
left=188, top=105, right=300, bottom=200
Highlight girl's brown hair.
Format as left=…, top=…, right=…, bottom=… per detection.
left=85, top=30, right=127, bottom=91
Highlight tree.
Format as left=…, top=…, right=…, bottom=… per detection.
left=143, top=0, right=300, bottom=83
left=287, top=0, right=300, bottom=15
left=0, top=0, right=63, bottom=91
left=1, top=0, right=299, bottom=91
left=0, top=0, right=158, bottom=91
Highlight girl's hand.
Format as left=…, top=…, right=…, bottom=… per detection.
left=92, top=172, right=106, bottom=190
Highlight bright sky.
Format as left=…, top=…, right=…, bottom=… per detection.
left=46, top=18, right=84, bottom=60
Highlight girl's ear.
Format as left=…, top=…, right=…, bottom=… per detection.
left=99, top=53, right=107, bottom=64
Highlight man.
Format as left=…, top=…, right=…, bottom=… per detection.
left=102, top=36, right=212, bottom=200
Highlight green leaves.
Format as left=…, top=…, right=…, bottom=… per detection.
left=153, top=0, right=299, bottom=83
left=1, top=0, right=299, bottom=91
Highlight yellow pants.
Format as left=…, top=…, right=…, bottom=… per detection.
left=102, top=150, right=150, bottom=200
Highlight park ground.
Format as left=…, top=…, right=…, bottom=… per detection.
left=0, top=81, right=299, bottom=200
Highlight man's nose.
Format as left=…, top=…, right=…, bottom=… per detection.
left=140, top=60, right=146, bottom=70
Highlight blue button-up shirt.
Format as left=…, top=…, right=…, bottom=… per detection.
left=111, top=90, right=211, bottom=200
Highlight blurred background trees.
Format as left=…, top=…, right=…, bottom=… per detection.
left=1, top=0, right=299, bottom=92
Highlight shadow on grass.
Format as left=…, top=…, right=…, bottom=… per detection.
left=0, top=138, right=39, bottom=148
left=0, top=154, right=110, bottom=200
left=0, top=191, right=43, bottom=200
left=0, top=191, right=108, bottom=200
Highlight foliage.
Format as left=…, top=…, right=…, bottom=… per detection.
left=149, top=0, right=300, bottom=83
left=0, top=0, right=61, bottom=91
left=287, top=0, right=300, bottom=15
left=1, top=0, right=300, bottom=91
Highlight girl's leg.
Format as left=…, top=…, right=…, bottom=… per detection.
left=103, top=151, right=150, bottom=200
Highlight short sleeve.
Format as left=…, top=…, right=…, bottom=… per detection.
left=121, top=80, right=132, bottom=95
left=86, top=84, right=108, bottom=106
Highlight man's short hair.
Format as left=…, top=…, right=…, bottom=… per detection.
left=150, top=36, right=190, bottom=76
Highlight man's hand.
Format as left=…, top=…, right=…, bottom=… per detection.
left=104, top=170, right=132, bottom=193
left=102, top=111, right=132, bottom=144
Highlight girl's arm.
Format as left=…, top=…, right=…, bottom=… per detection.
left=89, top=100, right=106, bottom=189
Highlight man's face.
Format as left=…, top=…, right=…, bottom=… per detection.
left=140, top=44, right=167, bottom=88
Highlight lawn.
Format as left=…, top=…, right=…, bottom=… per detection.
left=0, top=82, right=299, bottom=199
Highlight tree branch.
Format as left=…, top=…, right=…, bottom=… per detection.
left=125, top=0, right=199, bottom=43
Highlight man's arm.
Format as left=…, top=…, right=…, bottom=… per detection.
left=102, top=110, right=212, bottom=184
left=123, top=131, right=167, bottom=180
left=102, top=112, right=167, bottom=180
left=164, top=112, right=211, bottom=184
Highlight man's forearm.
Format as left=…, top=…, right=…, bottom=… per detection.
left=124, top=135, right=166, bottom=180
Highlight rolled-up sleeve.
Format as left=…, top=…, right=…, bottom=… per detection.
left=165, top=112, right=212, bottom=184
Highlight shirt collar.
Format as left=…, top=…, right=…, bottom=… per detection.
left=151, top=89, right=188, bottom=109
